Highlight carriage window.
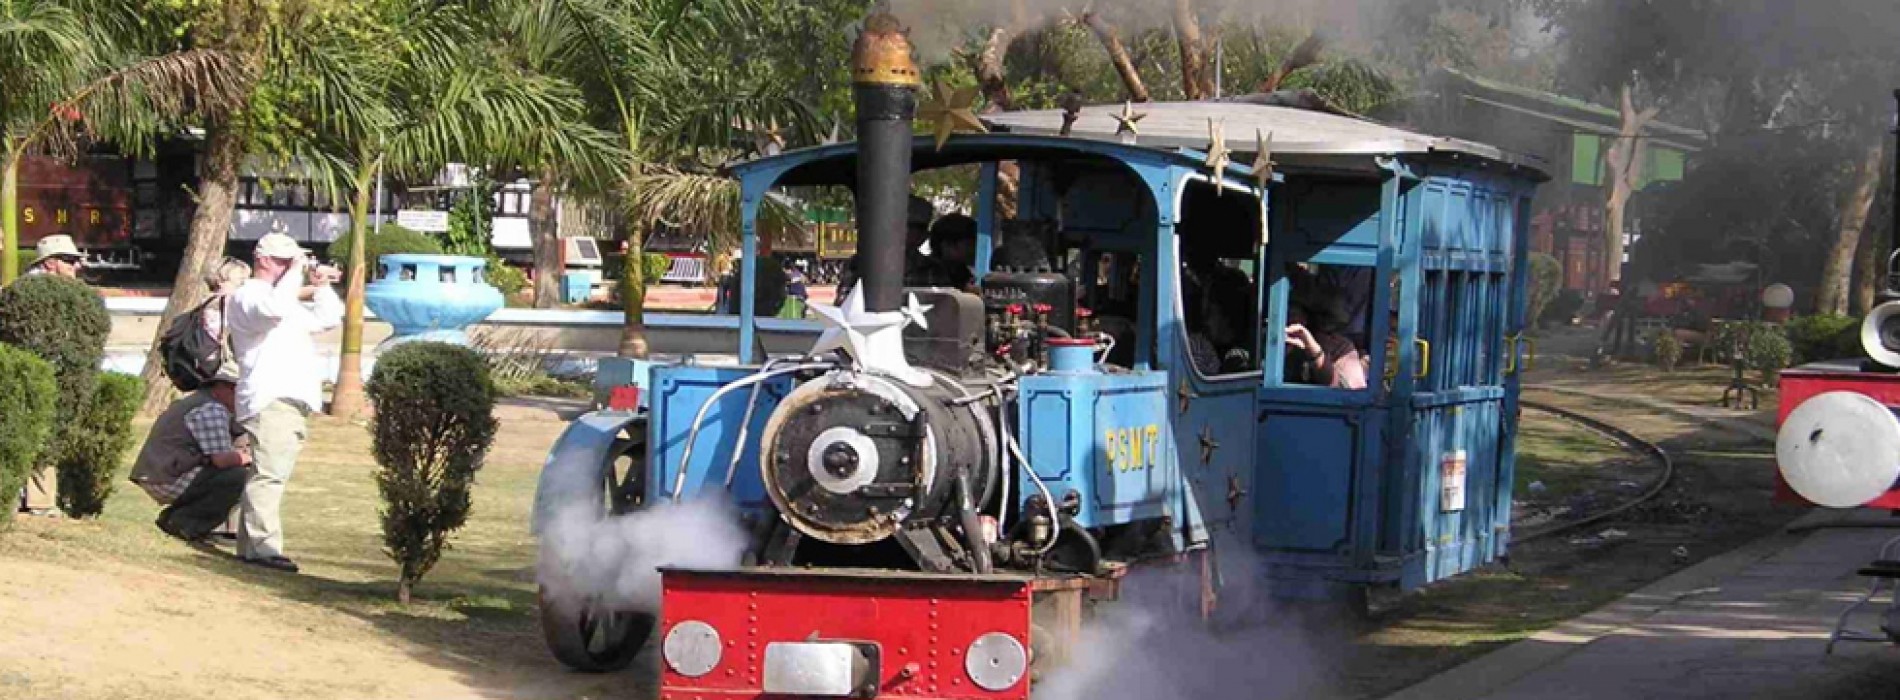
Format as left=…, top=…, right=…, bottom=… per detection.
left=1279, top=262, right=1375, bottom=392
left=1175, top=179, right=1263, bottom=380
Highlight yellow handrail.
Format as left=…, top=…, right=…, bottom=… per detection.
left=1503, top=333, right=1521, bottom=375
left=1415, top=338, right=1432, bottom=380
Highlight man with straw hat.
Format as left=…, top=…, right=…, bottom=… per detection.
left=23, top=234, right=83, bottom=279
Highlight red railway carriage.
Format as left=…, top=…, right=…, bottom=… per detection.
left=14, top=154, right=136, bottom=251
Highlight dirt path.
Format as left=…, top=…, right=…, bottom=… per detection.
left=0, top=555, right=494, bottom=700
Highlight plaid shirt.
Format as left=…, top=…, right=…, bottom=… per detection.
left=136, top=402, right=237, bottom=504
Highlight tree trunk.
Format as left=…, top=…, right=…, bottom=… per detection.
left=1080, top=12, right=1149, bottom=103
left=971, top=27, right=1016, bottom=112
left=1172, top=0, right=1215, bottom=100
left=618, top=225, right=649, bottom=358
left=1853, top=193, right=1884, bottom=315
left=1602, top=84, right=1659, bottom=290
left=1818, top=144, right=1885, bottom=316
left=1257, top=32, right=1325, bottom=94
left=1, top=147, right=19, bottom=285
left=329, top=161, right=377, bottom=419
left=531, top=174, right=561, bottom=309
left=398, top=578, right=412, bottom=605
left=139, top=125, right=243, bottom=415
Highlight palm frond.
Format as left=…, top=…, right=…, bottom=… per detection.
left=624, top=167, right=798, bottom=253
left=33, top=48, right=253, bottom=159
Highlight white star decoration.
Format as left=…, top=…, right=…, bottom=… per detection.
left=899, top=293, right=934, bottom=331
left=810, top=282, right=902, bottom=363
left=808, top=283, right=933, bottom=387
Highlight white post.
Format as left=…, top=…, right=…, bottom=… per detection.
left=372, top=165, right=385, bottom=235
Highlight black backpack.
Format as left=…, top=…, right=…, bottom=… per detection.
left=158, top=297, right=226, bottom=392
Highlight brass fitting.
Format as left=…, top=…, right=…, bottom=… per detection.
left=851, top=12, right=921, bottom=88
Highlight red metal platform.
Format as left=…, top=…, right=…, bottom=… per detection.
left=658, top=568, right=1097, bottom=700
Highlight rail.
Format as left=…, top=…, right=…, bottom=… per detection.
left=1513, top=400, right=1676, bottom=544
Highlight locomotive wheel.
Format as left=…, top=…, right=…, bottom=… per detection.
left=538, top=589, right=655, bottom=672
left=540, top=422, right=652, bottom=671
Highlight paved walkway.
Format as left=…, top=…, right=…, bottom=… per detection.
left=1530, top=383, right=1777, bottom=442
left=1391, top=509, right=1900, bottom=699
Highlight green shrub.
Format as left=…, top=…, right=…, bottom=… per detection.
left=643, top=252, right=671, bottom=284
left=494, top=373, right=591, bottom=399
left=1746, top=325, right=1794, bottom=383
left=1527, top=253, right=1561, bottom=329
left=0, top=275, right=110, bottom=473
left=0, top=344, right=56, bottom=528
left=11, top=250, right=34, bottom=277
left=1785, top=314, right=1861, bottom=364
left=56, top=372, right=143, bottom=518
left=485, top=255, right=529, bottom=299
left=326, top=223, right=446, bottom=276
left=1651, top=329, right=1683, bottom=372
left=1542, top=289, right=1585, bottom=327
left=367, top=342, right=499, bottom=604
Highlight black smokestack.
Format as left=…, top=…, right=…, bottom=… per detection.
left=851, top=12, right=921, bottom=313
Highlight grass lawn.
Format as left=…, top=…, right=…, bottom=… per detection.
left=0, top=405, right=632, bottom=700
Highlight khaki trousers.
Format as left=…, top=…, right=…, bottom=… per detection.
left=237, top=400, right=308, bottom=560
left=19, top=464, right=55, bottom=513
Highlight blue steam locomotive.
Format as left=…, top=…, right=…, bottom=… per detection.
left=531, top=13, right=1545, bottom=696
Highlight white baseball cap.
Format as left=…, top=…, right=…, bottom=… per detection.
left=255, top=232, right=308, bottom=260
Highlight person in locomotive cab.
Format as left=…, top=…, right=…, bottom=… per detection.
left=1285, top=297, right=1368, bottom=390
left=920, top=212, right=978, bottom=291
left=24, top=234, right=84, bottom=278
left=837, top=195, right=936, bottom=294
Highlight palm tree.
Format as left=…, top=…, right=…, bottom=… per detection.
left=133, top=0, right=380, bottom=414
left=0, top=0, right=248, bottom=283
left=314, top=1, right=621, bottom=418
left=485, top=0, right=837, bottom=356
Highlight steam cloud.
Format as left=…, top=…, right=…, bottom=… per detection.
left=535, top=448, right=751, bottom=612
left=1038, top=535, right=1349, bottom=700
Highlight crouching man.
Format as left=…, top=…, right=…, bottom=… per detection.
left=130, top=365, right=252, bottom=543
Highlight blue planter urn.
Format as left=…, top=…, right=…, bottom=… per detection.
left=363, top=254, right=505, bottom=349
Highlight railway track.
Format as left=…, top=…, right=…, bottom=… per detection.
left=1513, top=400, right=1677, bottom=544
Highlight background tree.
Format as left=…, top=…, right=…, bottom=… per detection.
left=313, top=0, right=619, bottom=417
left=0, top=0, right=247, bottom=284
left=133, top=0, right=379, bottom=414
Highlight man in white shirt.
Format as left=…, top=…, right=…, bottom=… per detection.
left=224, top=232, right=342, bottom=573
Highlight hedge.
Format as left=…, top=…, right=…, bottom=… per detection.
left=326, top=223, right=446, bottom=277
left=367, top=341, right=498, bottom=603
left=0, top=275, right=111, bottom=473
left=0, top=343, right=57, bottom=527
left=56, top=372, right=144, bottom=518
left=1785, top=314, right=1861, bottom=364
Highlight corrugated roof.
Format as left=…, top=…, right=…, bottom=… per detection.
left=1440, top=68, right=1708, bottom=143
left=982, top=100, right=1546, bottom=173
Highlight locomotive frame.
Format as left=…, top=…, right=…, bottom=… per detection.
left=534, top=95, right=1545, bottom=696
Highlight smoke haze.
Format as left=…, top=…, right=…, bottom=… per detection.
left=887, top=0, right=1456, bottom=65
